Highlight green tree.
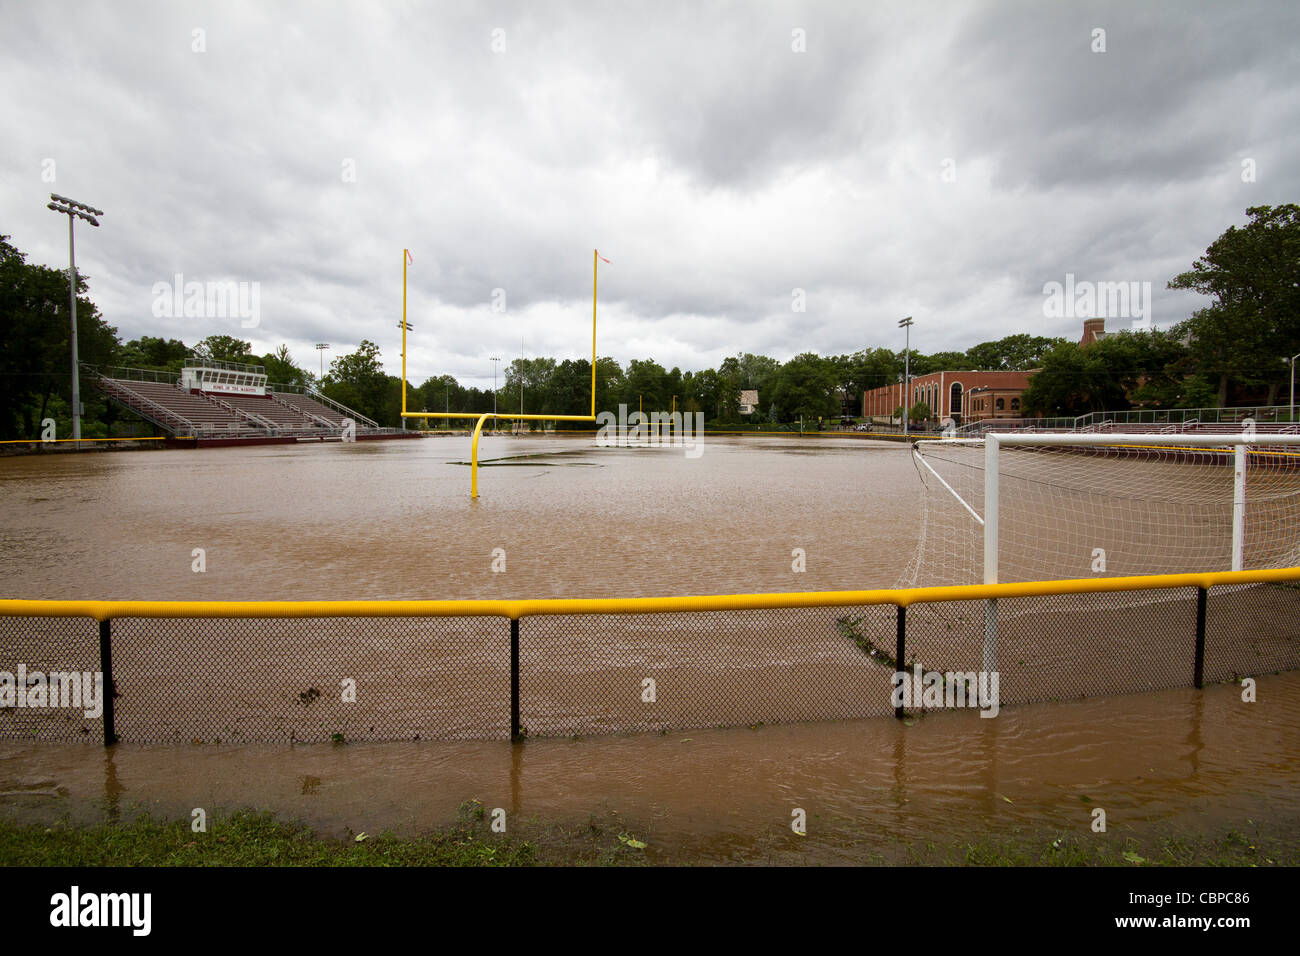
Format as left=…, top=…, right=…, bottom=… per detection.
left=117, top=335, right=190, bottom=371
left=322, top=340, right=388, bottom=422
left=622, top=358, right=669, bottom=412
left=594, top=356, right=624, bottom=414
left=1168, top=204, right=1300, bottom=406
left=260, top=344, right=308, bottom=387
left=686, top=367, right=725, bottom=421
left=417, top=374, right=463, bottom=423
left=0, top=234, right=120, bottom=440
left=731, top=353, right=781, bottom=394
left=1020, top=340, right=1132, bottom=416
left=964, top=334, right=1064, bottom=371
left=502, top=357, right=557, bottom=416
left=909, top=351, right=967, bottom=376
left=193, top=335, right=255, bottom=365
left=772, top=352, right=838, bottom=420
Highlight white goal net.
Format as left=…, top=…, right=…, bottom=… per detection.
left=902, top=434, right=1300, bottom=589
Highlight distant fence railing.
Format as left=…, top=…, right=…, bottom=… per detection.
left=94, top=366, right=180, bottom=385
left=184, top=357, right=266, bottom=374
left=3, top=568, right=1298, bottom=745
left=961, top=406, right=1300, bottom=436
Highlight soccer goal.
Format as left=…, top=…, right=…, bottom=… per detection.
left=904, top=432, right=1300, bottom=672
left=907, top=432, right=1300, bottom=587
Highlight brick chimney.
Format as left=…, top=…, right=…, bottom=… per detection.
left=1080, top=318, right=1106, bottom=347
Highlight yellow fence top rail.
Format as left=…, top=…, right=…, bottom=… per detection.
left=3, top=568, right=1298, bottom=622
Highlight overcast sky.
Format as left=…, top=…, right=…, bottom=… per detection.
left=3, top=0, right=1297, bottom=389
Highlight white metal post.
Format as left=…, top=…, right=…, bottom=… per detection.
left=1290, top=353, right=1299, bottom=423
left=1232, top=444, right=1247, bottom=571
left=903, top=325, right=910, bottom=439
left=983, top=434, right=1000, bottom=673
left=984, top=434, right=999, bottom=585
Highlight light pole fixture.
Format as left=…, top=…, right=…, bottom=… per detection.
left=314, top=343, right=330, bottom=379
left=898, top=316, right=914, bottom=440
left=490, top=356, right=501, bottom=433
left=46, top=193, right=103, bottom=444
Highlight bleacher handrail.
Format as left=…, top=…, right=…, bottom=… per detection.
left=269, top=383, right=379, bottom=429
left=85, top=370, right=195, bottom=432
left=210, top=395, right=277, bottom=430
left=268, top=391, right=335, bottom=427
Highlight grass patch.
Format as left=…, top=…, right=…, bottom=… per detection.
left=0, top=805, right=648, bottom=867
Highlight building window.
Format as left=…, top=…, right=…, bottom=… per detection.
left=996, top=398, right=1005, bottom=411
left=1011, top=398, right=1020, bottom=411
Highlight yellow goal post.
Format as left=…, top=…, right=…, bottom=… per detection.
left=398, top=248, right=604, bottom=497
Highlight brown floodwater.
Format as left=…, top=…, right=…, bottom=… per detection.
left=1, top=436, right=1298, bottom=861
left=0, top=436, right=919, bottom=599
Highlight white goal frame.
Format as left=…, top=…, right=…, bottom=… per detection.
left=914, top=431, right=1300, bottom=672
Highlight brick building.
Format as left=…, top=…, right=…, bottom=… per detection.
left=862, top=369, right=1036, bottom=425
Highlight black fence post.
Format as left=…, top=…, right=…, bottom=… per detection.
left=510, top=618, right=521, bottom=742
left=98, top=618, right=117, bottom=746
left=894, top=605, right=906, bottom=719
left=1193, top=587, right=1207, bottom=690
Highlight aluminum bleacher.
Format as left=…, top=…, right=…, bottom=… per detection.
left=89, top=367, right=387, bottom=441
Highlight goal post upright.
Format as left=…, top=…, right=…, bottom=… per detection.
left=402, top=247, right=408, bottom=421
left=398, top=247, right=604, bottom=497
left=984, top=434, right=1000, bottom=586
left=1233, top=444, right=1247, bottom=572
left=983, top=434, right=999, bottom=674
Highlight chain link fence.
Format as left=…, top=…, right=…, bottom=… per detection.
left=2, top=577, right=1299, bottom=745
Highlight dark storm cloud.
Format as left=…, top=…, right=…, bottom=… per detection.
left=932, top=0, right=1300, bottom=191
left=1, top=0, right=1297, bottom=389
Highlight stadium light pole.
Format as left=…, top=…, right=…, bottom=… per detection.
left=490, top=356, right=501, bottom=434
left=46, top=193, right=103, bottom=445
left=898, top=316, right=914, bottom=440
left=315, top=343, right=329, bottom=380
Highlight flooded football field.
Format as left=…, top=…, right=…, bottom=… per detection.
left=1, top=436, right=1297, bottom=862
